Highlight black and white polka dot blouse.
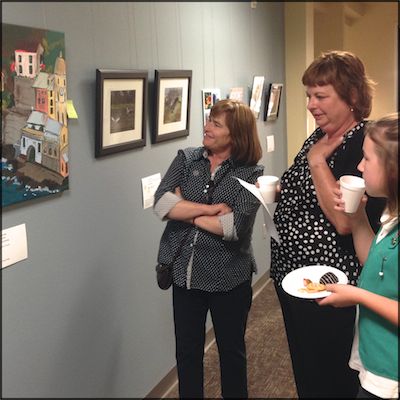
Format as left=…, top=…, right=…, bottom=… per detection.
left=271, top=122, right=386, bottom=286
left=154, top=147, right=264, bottom=292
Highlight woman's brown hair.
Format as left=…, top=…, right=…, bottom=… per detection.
left=365, top=113, right=398, bottom=220
left=302, top=50, right=375, bottom=121
left=210, top=99, right=262, bottom=165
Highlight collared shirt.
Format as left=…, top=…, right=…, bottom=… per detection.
left=154, top=147, right=264, bottom=292
left=271, top=121, right=386, bottom=286
left=349, top=215, right=399, bottom=398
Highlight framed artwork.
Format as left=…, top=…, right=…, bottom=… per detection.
left=229, top=87, right=244, bottom=102
left=95, top=69, right=147, bottom=158
left=264, top=83, right=283, bottom=121
left=249, top=76, right=265, bottom=119
left=201, top=88, right=221, bottom=126
left=152, top=69, right=192, bottom=144
left=2, top=23, right=69, bottom=207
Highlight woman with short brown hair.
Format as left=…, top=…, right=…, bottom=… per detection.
left=271, top=50, right=386, bottom=398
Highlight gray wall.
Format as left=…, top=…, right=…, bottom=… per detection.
left=2, top=2, right=286, bottom=397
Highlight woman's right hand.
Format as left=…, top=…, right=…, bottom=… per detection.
left=333, top=186, right=345, bottom=212
left=209, top=203, right=232, bottom=216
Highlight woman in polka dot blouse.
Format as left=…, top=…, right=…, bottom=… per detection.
left=154, top=99, right=264, bottom=398
left=271, top=51, right=386, bottom=398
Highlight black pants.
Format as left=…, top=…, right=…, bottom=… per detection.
left=274, top=281, right=359, bottom=398
left=173, top=280, right=252, bottom=399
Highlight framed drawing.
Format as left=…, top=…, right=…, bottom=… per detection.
left=264, top=83, right=283, bottom=121
left=152, top=70, right=192, bottom=144
left=229, top=87, right=244, bottom=102
left=249, top=76, right=265, bottom=119
left=2, top=23, right=69, bottom=207
left=201, top=88, right=221, bottom=126
left=95, top=69, right=147, bottom=158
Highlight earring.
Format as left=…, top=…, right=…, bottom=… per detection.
left=350, top=107, right=354, bottom=112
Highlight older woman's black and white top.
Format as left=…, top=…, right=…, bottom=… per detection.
left=154, top=147, right=264, bottom=292
left=271, top=121, right=386, bottom=286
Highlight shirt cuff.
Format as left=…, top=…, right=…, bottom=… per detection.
left=154, top=191, right=182, bottom=220
left=219, top=212, right=238, bottom=241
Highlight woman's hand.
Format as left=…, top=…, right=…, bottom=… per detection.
left=174, top=186, right=182, bottom=197
left=172, top=186, right=232, bottom=223
left=307, top=134, right=344, bottom=168
left=209, top=203, right=232, bottom=216
left=316, top=284, right=361, bottom=307
left=332, top=185, right=345, bottom=212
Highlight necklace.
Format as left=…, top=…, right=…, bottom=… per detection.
left=378, top=229, right=399, bottom=278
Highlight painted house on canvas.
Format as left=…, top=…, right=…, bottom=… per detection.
left=32, top=52, right=67, bottom=127
left=20, top=110, right=68, bottom=177
left=14, top=43, right=44, bottom=79
left=32, top=72, right=53, bottom=115
left=17, top=51, right=68, bottom=173
left=2, top=23, right=69, bottom=207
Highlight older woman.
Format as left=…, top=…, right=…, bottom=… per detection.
left=271, top=51, right=386, bottom=398
left=154, top=99, right=263, bottom=399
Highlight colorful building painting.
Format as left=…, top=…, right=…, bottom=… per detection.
left=2, top=23, right=69, bottom=207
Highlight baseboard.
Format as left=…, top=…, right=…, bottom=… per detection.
left=145, top=273, right=272, bottom=398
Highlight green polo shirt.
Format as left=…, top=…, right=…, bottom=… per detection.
left=358, top=224, right=399, bottom=381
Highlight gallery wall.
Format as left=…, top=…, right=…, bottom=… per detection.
left=2, top=2, right=286, bottom=398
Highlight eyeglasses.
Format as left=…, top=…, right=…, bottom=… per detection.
left=204, top=179, right=215, bottom=204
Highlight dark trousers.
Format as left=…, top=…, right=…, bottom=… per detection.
left=274, top=281, right=359, bottom=398
left=173, top=280, right=252, bottom=399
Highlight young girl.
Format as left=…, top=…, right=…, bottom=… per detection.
left=318, top=113, right=399, bottom=399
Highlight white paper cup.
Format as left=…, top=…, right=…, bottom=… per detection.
left=257, top=175, right=279, bottom=204
left=339, top=175, right=365, bottom=213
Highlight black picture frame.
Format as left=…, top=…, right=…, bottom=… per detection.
left=152, top=69, right=192, bottom=144
left=95, top=69, right=147, bottom=158
left=264, top=83, right=283, bottom=122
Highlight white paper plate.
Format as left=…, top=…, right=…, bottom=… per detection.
left=281, top=265, right=348, bottom=299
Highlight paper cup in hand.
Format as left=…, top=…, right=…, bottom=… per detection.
left=257, top=175, right=279, bottom=204
left=339, top=175, right=365, bottom=213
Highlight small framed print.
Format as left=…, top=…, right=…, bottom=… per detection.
left=95, top=69, right=147, bottom=158
left=229, top=87, right=244, bottom=102
left=152, top=69, right=192, bottom=144
left=202, top=88, right=221, bottom=126
left=249, top=76, right=265, bottom=119
left=264, top=83, right=283, bottom=121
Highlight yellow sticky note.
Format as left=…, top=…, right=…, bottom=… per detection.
left=67, top=100, right=78, bottom=119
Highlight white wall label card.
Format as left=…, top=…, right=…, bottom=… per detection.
left=141, top=173, right=161, bottom=209
left=2, top=223, right=28, bottom=269
left=266, top=135, right=275, bottom=152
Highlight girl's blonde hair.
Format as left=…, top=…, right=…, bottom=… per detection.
left=365, top=113, right=398, bottom=220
